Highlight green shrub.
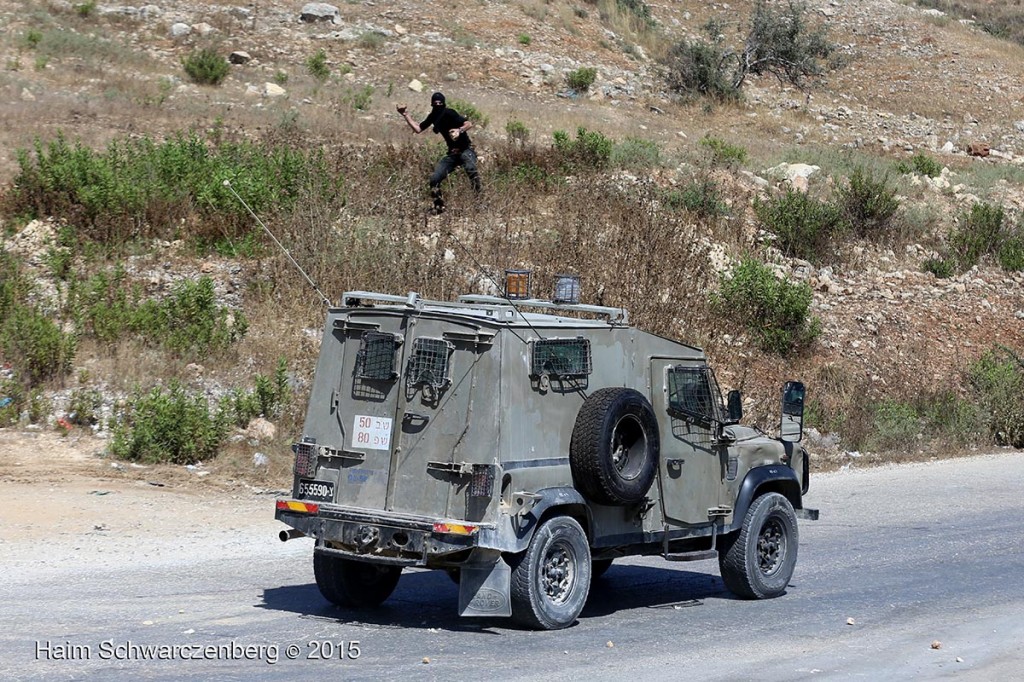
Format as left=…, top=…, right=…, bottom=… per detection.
left=553, top=126, right=613, bottom=169
left=24, top=29, right=43, bottom=49
left=970, top=349, right=1024, bottom=447
left=611, top=137, right=661, bottom=169
left=615, top=0, right=655, bottom=27
left=111, top=381, right=228, bottom=464
left=1, top=252, right=31, bottom=323
left=950, top=201, right=1005, bottom=270
left=448, top=98, right=489, bottom=128
left=12, top=132, right=333, bottom=242
left=663, top=178, right=727, bottom=219
left=349, top=85, right=374, bottom=111
left=566, top=67, right=598, bottom=92
left=998, top=232, right=1024, bottom=271
left=136, top=277, right=247, bottom=356
left=75, top=1, right=97, bottom=18
left=505, top=118, right=530, bottom=146
left=699, top=136, right=747, bottom=167
left=227, top=358, right=291, bottom=427
left=0, top=307, right=76, bottom=386
left=0, top=377, right=25, bottom=426
left=356, top=31, right=385, bottom=50
left=306, top=49, right=330, bottom=82
left=753, top=189, right=846, bottom=263
left=28, top=389, right=51, bottom=425
left=68, top=387, right=102, bottom=426
left=182, top=48, right=230, bottom=86
left=716, top=258, right=820, bottom=355
left=835, top=166, right=899, bottom=239
left=664, top=40, right=738, bottom=100
left=865, top=400, right=920, bottom=452
left=518, top=33, right=532, bottom=46
left=922, top=257, right=954, bottom=279
left=895, top=152, right=942, bottom=178
left=273, top=70, right=289, bottom=85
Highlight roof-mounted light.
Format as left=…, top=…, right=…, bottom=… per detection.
left=552, top=274, right=581, bottom=304
left=504, top=269, right=531, bottom=300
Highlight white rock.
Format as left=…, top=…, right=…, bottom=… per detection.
left=246, top=418, right=277, bottom=442
left=169, top=22, right=191, bottom=38
left=394, top=23, right=408, bottom=35
left=229, top=51, right=251, bottom=65
left=300, top=3, right=341, bottom=24
left=263, top=83, right=287, bottom=98
left=408, top=78, right=423, bottom=92
left=192, top=22, right=215, bottom=36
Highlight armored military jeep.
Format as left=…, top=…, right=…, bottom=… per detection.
left=276, top=286, right=817, bottom=630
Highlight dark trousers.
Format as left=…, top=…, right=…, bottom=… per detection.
left=429, top=148, right=480, bottom=209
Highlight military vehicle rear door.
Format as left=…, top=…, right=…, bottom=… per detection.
left=650, top=358, right=726, bottom=527
left=385, top=315, right=489, bottom=518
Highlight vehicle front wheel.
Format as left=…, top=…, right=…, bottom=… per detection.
left=509, top=516, right=591, bottom=630
left=718, top=492, right=798, bottom=599
left=313, top=552, right=402, bottom=607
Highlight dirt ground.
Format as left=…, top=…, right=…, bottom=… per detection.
left=0, top=429, right=282, bottom=575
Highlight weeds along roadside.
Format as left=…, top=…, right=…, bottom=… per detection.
left=2, top=121, right=1023, bottom=480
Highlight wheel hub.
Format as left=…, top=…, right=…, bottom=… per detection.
left=757, top=518, right=786, bottom=576
left=541, top=541, right=576, bottom=603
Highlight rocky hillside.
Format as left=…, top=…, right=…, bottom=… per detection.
left=1, top=0, right=1023, bottom=476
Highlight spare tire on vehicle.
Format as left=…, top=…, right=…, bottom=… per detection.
left=569, top=387, right=660, bottom=505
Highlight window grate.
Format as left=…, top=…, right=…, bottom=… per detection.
left=406, top=337, right=453, bottom=390
left=355, top=331, right=398, bottom=380
left=292, top=440, right=317, bottom=478
left=531, top=338, right=592, bottom=377
left=668, top=367, right=718, bottom=422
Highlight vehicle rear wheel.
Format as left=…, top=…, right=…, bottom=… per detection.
left=509, top=516, right=591, bottom=630
left=313, top=552, right=402, bottom=607
left=718, top=492, right=798, bottom=599
left=570, top=387, right=660, bottom=505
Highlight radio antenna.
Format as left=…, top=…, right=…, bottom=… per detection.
left=222, top=179, right=331, bottom=307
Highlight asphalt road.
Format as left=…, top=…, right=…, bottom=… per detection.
left=3, top=452, right=1023, bottom=681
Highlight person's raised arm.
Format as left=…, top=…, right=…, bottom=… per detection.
left=396, top=104, right=423, bottom=133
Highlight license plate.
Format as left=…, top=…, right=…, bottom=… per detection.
left=297, top=479, right=334, bottom=502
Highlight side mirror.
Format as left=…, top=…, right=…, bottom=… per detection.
left=726, top=390, right=743, bottom=423
left=780, top=381, right=805, bottom=443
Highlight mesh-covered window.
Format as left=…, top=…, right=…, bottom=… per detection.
left=406, top=337, right=453, bottom=390
left=668, top=367, right=719, bottom=422
left=531, top=338, right=592, bottom=377
left=355, top=331, right=399, bottom=380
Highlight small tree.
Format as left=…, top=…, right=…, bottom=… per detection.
left=736, top=0, right=833, bottom=90
left=182, top=48, right=229, bottom=86
left=664, top=0, right=833, bottom=98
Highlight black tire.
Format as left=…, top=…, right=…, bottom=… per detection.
left=718, top=492, right=798, bottom=599
left=509, top=516, right=591, bottom=630
left=591, top=558, right=613, bottom=580
left=569, top=387, right=660, bottom=505
left=313, top=552, right=402, bottom=608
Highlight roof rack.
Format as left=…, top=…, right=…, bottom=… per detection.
left=456, top=295, right=629, bottom=324
left=338, top=291, right=630, bottom=325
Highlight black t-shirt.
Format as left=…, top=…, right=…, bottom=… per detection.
left=419, top=107, right=471, bottom=153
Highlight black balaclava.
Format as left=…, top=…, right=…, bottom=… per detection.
left=431, top=92, right=446, bottom=108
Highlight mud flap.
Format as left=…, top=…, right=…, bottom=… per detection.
left=457, top=550, right=511, bottom=617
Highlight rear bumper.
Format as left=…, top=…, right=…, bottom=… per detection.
left=276, top=500, right=497, bottom=567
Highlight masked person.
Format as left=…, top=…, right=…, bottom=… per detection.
left=397, top=92, right=481, bottom=213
